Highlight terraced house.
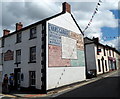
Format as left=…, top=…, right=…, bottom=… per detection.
left=84, top=37, right=120, bottom=78
left=2, top=2, right=86, bottom=93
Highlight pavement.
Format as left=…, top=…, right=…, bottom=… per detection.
left=0, top=69, right=119, bottom=98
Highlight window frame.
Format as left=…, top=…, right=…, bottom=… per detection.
left=16, top=32, right=22, bottom=43
left=29, top=46, right=36, bottom=63
left=105, top=60, right=107, bottom=71
left=16, top=49, right=21, bottom=64
left=109, top=49, right=111, bottom=56
left=112, top=50, right=114, bottom=57
left=29, top=71, right=36, bottom=87
left=103, top=47, right=106, bottom=56
left=30, top=27, right=37, bottom=39
left=98, top=59, right=101, bottom=72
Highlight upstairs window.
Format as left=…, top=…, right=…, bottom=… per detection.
left=30, top=46, right=36, bottom=62
left=109, top=50, right=111, bottom=56
left=30, top=27, right=37, bottom=39
left=16, top=49, right=21, bottom=63
left=113, top=51, right=114, bottom=57
left=16, top=32, right=22, bottom=43
left=104, top=47, right=106, bottom=56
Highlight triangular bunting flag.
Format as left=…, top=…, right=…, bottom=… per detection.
left=98, top=3, right=100, bottom=5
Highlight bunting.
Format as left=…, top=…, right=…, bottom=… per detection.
left=102, top=36, right=120, bottom=40
left=83, top=0, right=102, bottom=33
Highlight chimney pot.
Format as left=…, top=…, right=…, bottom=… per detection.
left=62, top=2, right=71, bottom=13
left=3, top=29, right=10, bottom=36
left=16, top=22, right=23, bottom=31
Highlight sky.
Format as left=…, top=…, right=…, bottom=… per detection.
left=0, top=0, right=120, bottom=51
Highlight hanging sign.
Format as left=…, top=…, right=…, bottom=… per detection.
left=4, top=50, right=14, bottom=61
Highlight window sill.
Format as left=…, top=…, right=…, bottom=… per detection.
left=28, top=61, right=36, bottom=63
left=15, top=42, right=21, bottom=44
left=29, top=37, right=37, bottom=40
left=14, top=62, right=21, bottom=64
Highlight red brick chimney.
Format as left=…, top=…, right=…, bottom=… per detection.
left=62, top=2, right=71, bottom=13
left=16, top=22, right=23, bottom=31
left=3, top=29, right=10, bottom=36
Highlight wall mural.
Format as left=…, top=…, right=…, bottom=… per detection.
left=48, top=23, right=85, bottom=67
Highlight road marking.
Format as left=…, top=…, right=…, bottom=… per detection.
left=0, top=95, right=4, bottom=98
left=49, top=70, right=119, bottom=97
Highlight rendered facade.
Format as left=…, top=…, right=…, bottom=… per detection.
left=2, top=2, right=86, bottom=93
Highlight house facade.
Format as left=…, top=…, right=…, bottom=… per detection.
left=2, top=2, right=86, bottom=93
left=84, top=37, right=120, bottom=77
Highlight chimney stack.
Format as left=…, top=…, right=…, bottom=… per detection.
left=3, top=29, right=10, bottom=36
left=16, top=22, right=23, bottom=31
left=62, top=2, right=71, bottom=13
left=93, top=37, right=99, bottom=43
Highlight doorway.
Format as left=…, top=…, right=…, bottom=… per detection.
left=101, top=57, right=105, bottom=74
left=14, top=68, right=21, bottom=90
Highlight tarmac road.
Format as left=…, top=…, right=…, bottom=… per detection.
left=53, top=71, right=120, bottom=97
left=0, top=70, right=120, bottom=98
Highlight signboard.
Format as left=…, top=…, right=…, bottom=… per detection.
left=48, top=23, right=85, bottom=67
left=4, top=50, right=14, bottom=61
left=97, top=49, right=101, bottom=52
left=48, top=23, right=69, bottom=46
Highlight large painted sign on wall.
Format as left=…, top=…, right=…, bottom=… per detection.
left=48, top=23, right=69, bottom=46
left=48, top=23, right=85, bottom=67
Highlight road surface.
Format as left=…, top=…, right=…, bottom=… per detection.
left=53, top=71, right=120, bottom=97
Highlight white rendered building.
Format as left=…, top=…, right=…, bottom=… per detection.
left=84, top=37, right=120, bottom=77
left=2, top=2, right=86, bottom=93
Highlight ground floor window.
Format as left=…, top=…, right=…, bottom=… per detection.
left=105, top=60, right=107, bottom=71
left=29, top=71, right=36, bottom=86
left=98, top=59, right=101, bottom=72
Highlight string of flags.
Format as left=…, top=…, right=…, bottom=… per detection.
left=102, top=36, right=120, bottom=40
left=83, top=0, right=102, bottom=33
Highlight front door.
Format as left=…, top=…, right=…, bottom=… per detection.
left=14, top=68, right=21, bottom=90
left=29, top=71, right=36, bottom=88
left=101, top=57, right=105, bottom=74
left=102, top=60, right=105, bottom=74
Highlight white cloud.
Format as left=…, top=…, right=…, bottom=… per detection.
left=100, top=37, right=120, bottom=51
left=0, top=0, right=119, bottom=51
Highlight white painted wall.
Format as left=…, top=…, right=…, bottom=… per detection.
left=95, top=45, right=109, bottom=75
left=85, top=43, right=110, bottom=76
left=47, top=67, right=85, bottom=90
left=3, top=24, right=43, bottom=89
left=47, top=12, right=85, bottom=90
left=48, top=12, right=81, bottom=35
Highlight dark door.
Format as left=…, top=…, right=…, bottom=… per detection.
left=101, top=57, right=105, bottom=74
left=14, top=68, right=21, bottom=89
left=102, top=60, right=105, bottom=74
